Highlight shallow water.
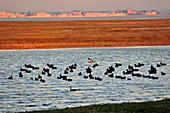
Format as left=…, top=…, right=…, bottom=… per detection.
left=0, top=46, right=170, bottom=112
left=1, top=16, right=170, bottom=21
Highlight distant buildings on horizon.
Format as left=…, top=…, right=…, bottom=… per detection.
left=0, top=9, right=162, bottom=18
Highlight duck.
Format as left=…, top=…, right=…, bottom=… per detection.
left=120, top=76, right=126, bottom=79
left=160, top=62, right=166, bottom=66
left=127, top=78, right=131, bottom=80
left=89, top=73, right=94, bottom=79
left=86, top=67, right=92, bottom=73
left=88, top=58, right=93, bottom=62
left=47, top=73, right=52, bottom=77
left=20, top=68, right=27, bottom=71
left=24, top=64, right=33, bottom=68
left=78, top=72, right=82, bottom=76
left=38, top=74, right=42, bottom=79
left=43, top=68, right=50, bottom=73
left=157, top=64, right=161, bottom=67
left=95, top=77, right=102, bottom=81
left=149, top=76, right=159, bottom=79
left=143, top=75, right=150, bottom=78
left=134, top=63, right=144, bottom=67
left=123, top=69, right=132, bottom=75
left=8, top=76, right=13, bottom=79
left=132, top=68, right=139, bottom=72
left=40, top=79, right=45, bottom=83
left=84, top=75, right=88, bottom=79
left=35, top=77, right=39, bottom=81
left=64, top=70, right=69, bottom=74
left=69, top=65, right=76, bottom=69
left=148, top=65, right=157, bottom=74
left=115, top=63, right=122, bottom=67
left=128, top=65, right=133, bottom=69
left=42, top=71, right=45, bottom=74
left=52, top=66, right=57, bottom=69
left=65, top=67, right=69, bottom=70
left=19, top=72, right=23, bottom=77
left=66, top=78, right=72, bottom=82
left=104, top=71, right=108, bottom=75
left=30, top=77, right=33, bottom=80
left=108, top=73, right=114, bottom=78
left=47, top=63, right=54, bottom=68
left=33, top=66, right=39, bottom=70
left=26, top=70, right=31, bottom=73
left=161, top=72, right=166, bottom=75
left=115, top=75, right=121, bottom=78
left=132, top=73, right=142, bottom=77
left=92, top=63, right=98, bottom=68
left=74, top=63, right=77, bottom=67
left=70, top=87, right=79, bottom=91
left=57, top=76, right=61, bottom=79
left=70, top=69, right=74, bottom=72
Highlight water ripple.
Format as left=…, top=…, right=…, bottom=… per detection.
left=0, top=46, right=170, bottom=112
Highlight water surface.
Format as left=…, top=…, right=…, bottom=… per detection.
left=0, top=46, right=170, bottom=112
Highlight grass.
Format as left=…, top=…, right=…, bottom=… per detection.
left=0, top=19, right=170, bottom=49
left=18, top=98, right=170, bottom=113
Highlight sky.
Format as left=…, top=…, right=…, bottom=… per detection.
left=0, top=0, right=170, bottom=12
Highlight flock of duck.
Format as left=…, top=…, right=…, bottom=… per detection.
left=8, top=58, right=167, bottom=91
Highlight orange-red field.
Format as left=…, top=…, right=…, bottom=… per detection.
left=0, top=19, right=170, bottom=49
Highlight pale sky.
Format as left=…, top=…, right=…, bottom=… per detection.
left=0, top=0, right=169, bottom=12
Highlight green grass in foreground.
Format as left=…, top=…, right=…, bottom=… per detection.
left=19, top=98, right=170, bottom=113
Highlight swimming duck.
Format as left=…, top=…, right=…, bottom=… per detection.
left=64, top=70, right=69, bottom=74
left=92, top=63, right=98, bottom=68
left=74, top=63, right=77, bottom=67
left=95, top=77, right=102, bottom=81
left=127, top=78, right=131, bottom=80
left=47, top=63, right=54, bottom=68
left=120, top=76, right=126, bottom=79
left=86, top=67, right=92, bottom=73
left=33, top=66, right=39, bottom=70
left=88, top=58, right=93, bottom=62
left=47, top=73, right=52, bottom=77
left=160, top=62, right=166, bottom=66
left=70, top=87, right=79, bottom=91
left=84, top=75, right=88, bottom=79
left=43, top=68, right=50, bottom=73
left=24, top=64, right=33, bottom=68
left=38, top=74, right=42, bottom=79
left=66, top=78, right=72, bottom=82
left=8, top=76, right=13, bottom=79
left=70, top=69, right=74, bottom=72
left=108, top=73, right=114, bottom=78
left=161, top=72, right=166, bottom=75
left=52, top=66, right=57, bottom=69
left=78, top=72, right=82, bottom=76
left=20, top=68, right=27, bottom=71
left=42, top=71, right=45, bottom=74
left=115, top=63, right=122, bottom=67
left=19, top=72, right=23, bottom=77
left=134, top=63, right=144, bottom=67
left=40, top=79, right=45, bottom=83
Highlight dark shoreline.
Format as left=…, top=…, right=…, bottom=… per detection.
left=18, top=98, right=170, bottom=113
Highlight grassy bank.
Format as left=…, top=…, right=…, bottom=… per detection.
left=19, top=98, right=170, bottom=113
left=0, top=19, right=170, bottom=49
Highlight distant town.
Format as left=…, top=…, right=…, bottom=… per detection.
left=0, top=9, right=161, bottom=18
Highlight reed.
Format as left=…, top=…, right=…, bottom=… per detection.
left=0, top=19, right=170, bottom=49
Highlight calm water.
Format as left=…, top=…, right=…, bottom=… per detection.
left=1, top=16, right=170, bottom=21
left=0, top=46, right=170, bottom=112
